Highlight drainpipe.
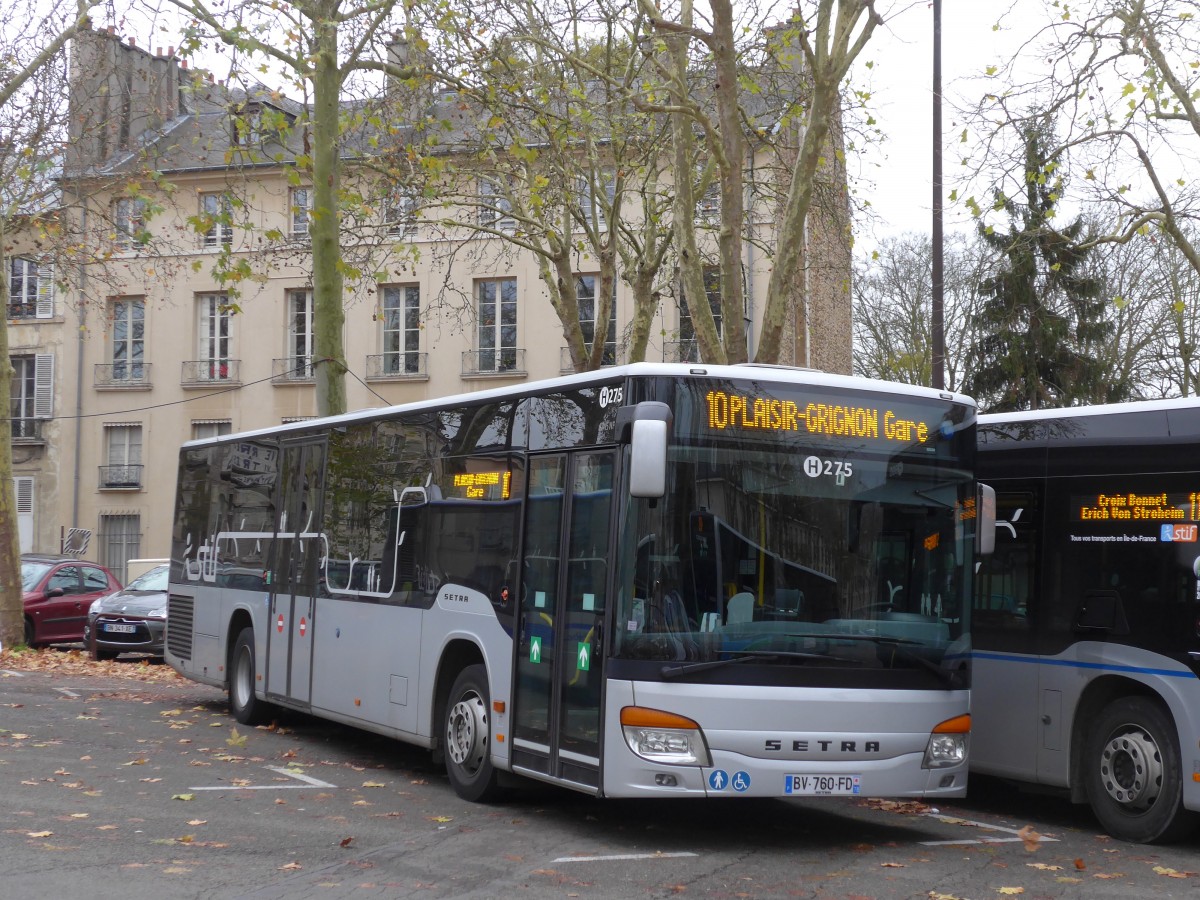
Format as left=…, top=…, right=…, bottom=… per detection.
left=71, top=201, right=86, bottom=534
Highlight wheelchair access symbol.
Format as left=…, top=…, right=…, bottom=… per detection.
left=731, top=771, right=751, bottom=792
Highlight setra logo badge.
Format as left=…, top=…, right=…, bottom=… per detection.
left=1161, top=524, right=1198, bottom=543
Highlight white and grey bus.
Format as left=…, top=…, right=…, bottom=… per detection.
left=973, top=400, right=1200, bottom=842
left=166, top=363, right=989, bottom=802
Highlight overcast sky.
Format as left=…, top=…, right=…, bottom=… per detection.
left=852, top=1, right=1043, bottom=249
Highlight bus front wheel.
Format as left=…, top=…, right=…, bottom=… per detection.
left=230, top=627, right=270, bottom=726
left=1084, top=696, right=1195, bottom=843
left=443, top=664, right=503, bottom=802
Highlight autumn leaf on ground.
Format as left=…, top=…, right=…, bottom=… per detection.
left=339, top=836, right=354, bottom=848
left=121, top=758, right=147, bottom=766
left=278, top=861, right=302, bottom=871
left=26, top=831, right=53, bottom=838
left=161, top=709, right=183, bottom=717
left=428, top=815, right=453, bottom=823
left=362, top=780, right=386, bottom=788
left=1152, top=865, right=1198, bottom=878
left=1027, top=863, right=1061, bottom=871
left=1017, top=824, right=1043, bottom=851
left=880, top=862, right=905, bottom=868
left=171, top=793, right=195, bottom=801
left=1074, top=858, right=1086, bottom=870
left=226, top=727, right=247, bottom=748
left=188, top=819, right=207, bottom=826
left=997, top=889, right=1025, bottom=896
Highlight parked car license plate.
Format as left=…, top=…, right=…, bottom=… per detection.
left=103, top=623, right=137, bottom=634
left=784, top=774, right=861, bottom=796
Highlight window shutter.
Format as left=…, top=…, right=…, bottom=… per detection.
left=34, top=354, right=54, bottom=418
left=36, top=264, right=55, bottom=318
left=14, top=477, right=34, bottom=554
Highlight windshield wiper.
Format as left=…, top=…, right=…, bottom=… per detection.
left=660, top=649, right=860, bottom=680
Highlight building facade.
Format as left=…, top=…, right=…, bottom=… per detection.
left=8, top=25, right=851, bottom=582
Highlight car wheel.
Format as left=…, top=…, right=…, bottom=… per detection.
left=1084, top=696, right=1197, bottom=843
left=24, top=617, right=40, bottom=649
left=443, top=664, right=504, bottom=803
left=229, top=627, right=271, bottom=726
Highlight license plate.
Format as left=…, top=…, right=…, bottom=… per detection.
left=103, top=623, right=137, bottom=634
left=784, top=774, right=861, bottom=796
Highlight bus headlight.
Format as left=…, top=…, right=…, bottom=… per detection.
left=923, top=714, right=970, bottom=769
left=620, top=706, right=711, bottom=767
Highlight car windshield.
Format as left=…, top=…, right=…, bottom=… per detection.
left=20, top=561, right=53, bottom=592
left=127, top=566, right=169, bottom=592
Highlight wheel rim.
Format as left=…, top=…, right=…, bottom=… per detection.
left=234, top=645, right=253, bottom=711
left=1098, top=723, right=1164, bottom=810
left=446, top=690, right=488, bottom=774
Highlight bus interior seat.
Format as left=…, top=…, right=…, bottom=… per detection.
left=726, top=592, right=754, bottom=624
left=774, top=588, right=803, bottom=616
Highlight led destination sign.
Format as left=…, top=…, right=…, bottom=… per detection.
left=1075, top=492, right=1199, bottom=523
left=705, top=390, right=933, bottom=444
left=452, top=470, right=512, bottom=500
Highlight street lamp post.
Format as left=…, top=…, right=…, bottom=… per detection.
left=931, top=0, right=946, bottom=390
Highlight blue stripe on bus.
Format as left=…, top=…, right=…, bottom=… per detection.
left=971, top=651, right=1197, bottom=680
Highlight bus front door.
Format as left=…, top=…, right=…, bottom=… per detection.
left=265, top=438, right=327, bottom=708
left=512, top=451, right=615, bottom=793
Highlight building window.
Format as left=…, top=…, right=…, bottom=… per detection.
left=286, top=288, right=314, bottom=377
left=99, top=514, right=141, bottom=583
left=114, top=198, right=146, bottom=250
left=290, top=188, right=312, bottom=237
left=385, top=188, right=418, bottom=238
left=200, top=193, right=234, bottom=247
left=8, top=258, right=52, bottom=319
left=102, top=424, right=143, bottom=488
left=477, top=278, right=517, bottom=371
left=479, top=178, right=514, bottom=232
left=677, top=267, right=722, bottom=363
left=111, top=298, right=145, bottom=381
left=192, top=420, right=232, bottom=440
left=576, top=275, right=617, bottom=365
left=10, top=355, right=53, bottom=439
left=578, top=170, right=616, bottom=231
left=382, top=285, right=421, bottom=374
left=196, top=293, right=232, bottom=380
left=696, top=182, right=720, bottom=220
left=232, top=103, right=263, bottom=146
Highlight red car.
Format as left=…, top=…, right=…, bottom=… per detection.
left=21, top=554, right=122, bottom=647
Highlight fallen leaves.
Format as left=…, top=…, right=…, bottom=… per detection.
left=0, top=647, right=184, bottom=683
left=1153, top=865, right=1199, bottom=878
left=1016, top=825, right=1043, bottom=851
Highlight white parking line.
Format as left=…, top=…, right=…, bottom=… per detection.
left=553, top=852, right=699, bottom=863
left=919, top=812, right=1059, bottom=846
left=190, top=765, right=338, bottom=791
left=54, top=687, right=81, bottom=699
left=0, top=670, right=26, bottom=677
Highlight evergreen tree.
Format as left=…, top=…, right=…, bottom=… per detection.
left=966, top=124, right=1132, bottom=411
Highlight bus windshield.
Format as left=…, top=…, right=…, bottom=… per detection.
left=613, top=389, right=976, bottom=681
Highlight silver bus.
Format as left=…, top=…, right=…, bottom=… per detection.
left=166, top=363, right=989, bottom=802
left=974, top=399, right=1200, bottom=842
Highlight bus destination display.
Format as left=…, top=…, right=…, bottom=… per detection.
left=452, top=470, right=512, bottom=500
left=705, top=390, right=934, bottom=445
left=1073, top=491, right=1200, bottom=543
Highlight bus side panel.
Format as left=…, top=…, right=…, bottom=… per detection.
left=310, top=598, right=424, bottom=735
left=603, top=682, right=968, bottom=799
left=969, top=652, right=1040, bottom=781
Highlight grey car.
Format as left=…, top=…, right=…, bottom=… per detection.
left=85, top=564, right=169, bottom=660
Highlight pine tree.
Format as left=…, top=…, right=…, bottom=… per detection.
left=966, top=124, right=1131, bottom=411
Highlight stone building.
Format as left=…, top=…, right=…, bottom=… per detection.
left=8, top=23, right=851, bottom=580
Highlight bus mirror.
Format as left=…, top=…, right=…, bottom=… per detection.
left=976, top=483, right=996, bottom=555
left=630, top=419, right=668, bottom=497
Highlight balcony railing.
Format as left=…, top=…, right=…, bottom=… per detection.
left=94, top=362, right=152, bottom=388
left=663, top=339, right=701, bottom=364
left=11, top=418, right=44, bottom=442
left=271, top=357, right=315, bottom=383
left=181, top=359, right=242, bottom=387
left=99, top=464, right=143, bottom=489
left=559, top=345, right=622, bottom=373
left=462, top=348, right=526, bottom=377
left=366, top=352, right=428, bottom=380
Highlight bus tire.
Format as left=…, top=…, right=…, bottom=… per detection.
left=1083, top=696, right=1196, bottom=843
left=443, top=664, right=503, bottom=803
left=229, top=627, right=270, bottom=726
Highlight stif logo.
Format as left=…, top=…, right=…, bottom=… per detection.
left=1160, top=524, right=1198, bottom=543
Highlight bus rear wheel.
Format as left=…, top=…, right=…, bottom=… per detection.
left=229, top=627, right=271, bottom=726
left=1084, top=696, right=1195, bottom=843
left=443, top=664, right=503, bottom=802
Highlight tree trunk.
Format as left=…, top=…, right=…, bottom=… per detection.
left=0, top=239, right=24, bottom=650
